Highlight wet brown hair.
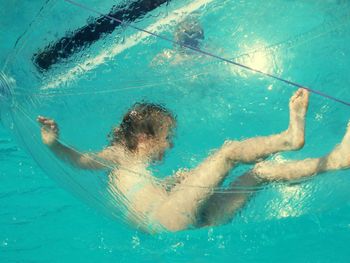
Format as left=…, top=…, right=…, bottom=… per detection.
left=110, top=102, right=175, bottom=151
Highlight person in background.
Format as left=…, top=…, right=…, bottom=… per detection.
left=151, top=17, right=204, bottom=66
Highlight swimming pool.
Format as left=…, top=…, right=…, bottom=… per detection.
left=1, top=0, right=350, bottom=262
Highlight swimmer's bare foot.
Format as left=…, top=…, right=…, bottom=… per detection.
left=285, top=88, right=309, bottom=149
left=326, top=122, right=350, bottom=170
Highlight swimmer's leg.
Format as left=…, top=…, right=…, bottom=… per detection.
left=198, top=121, right=350, bottom=227
left=196, top=170, right=261, bottom=227
left=225, top=88, right=309, bottom=164
left=252, top=120, right=350, bottom=181
left=156, top=89, right=309, bottom=231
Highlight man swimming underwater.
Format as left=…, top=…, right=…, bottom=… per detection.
left=38, top=88, right=350, bottom=232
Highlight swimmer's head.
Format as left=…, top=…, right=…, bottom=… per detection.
left=111, top=102, right=176, bottom=160
left=174, top=19, right=204, bottom=51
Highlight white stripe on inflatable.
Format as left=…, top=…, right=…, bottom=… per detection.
left=43, top=0, right=213, bottom=89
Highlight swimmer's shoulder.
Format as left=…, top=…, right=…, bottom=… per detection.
left=97, top=144, right=127, bottom=164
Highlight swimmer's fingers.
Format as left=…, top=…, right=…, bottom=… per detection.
left=37, top=116, right=57, bottom=127
left=37, top=116, right=59, bottom=133
left=37, top=116, right=60, bottom=146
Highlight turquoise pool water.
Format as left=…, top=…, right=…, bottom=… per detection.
left=1, top=0, right=350, bottom=262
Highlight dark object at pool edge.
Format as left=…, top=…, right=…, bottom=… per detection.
left=33, top=0, right=169, bottom=71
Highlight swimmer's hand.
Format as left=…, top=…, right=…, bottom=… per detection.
left=37, top=116, right=59, bottom=146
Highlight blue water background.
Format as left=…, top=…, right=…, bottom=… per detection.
left=1, top=0, right=350, bottom=262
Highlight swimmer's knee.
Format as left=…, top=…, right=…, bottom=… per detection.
left=251, top=162, right=271, bottom=179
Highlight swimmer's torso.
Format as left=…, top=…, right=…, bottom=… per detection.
left=106, top=147, right=168, bottom=231
left=105, top=145, right=200, bottom=232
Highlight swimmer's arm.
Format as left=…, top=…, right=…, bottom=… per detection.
left=47, top=142, right=111, bottom=170
left=37, top=116, right=115, bottom=170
